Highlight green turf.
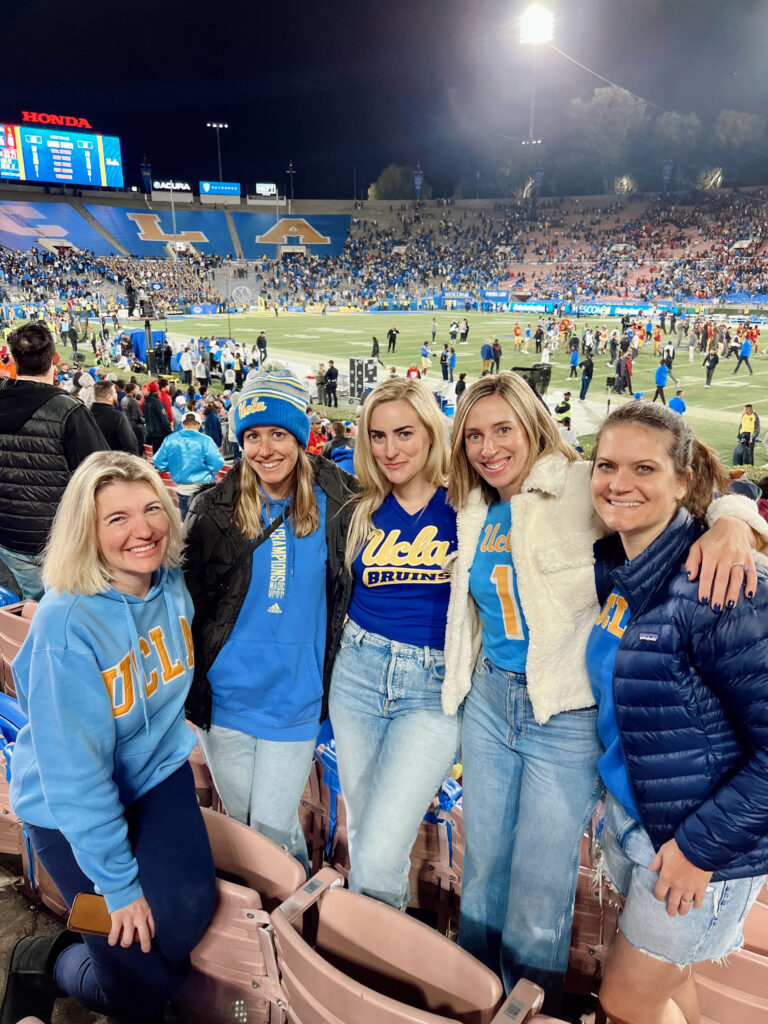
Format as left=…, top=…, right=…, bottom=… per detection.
left=99, top=311, right=768, bottom=467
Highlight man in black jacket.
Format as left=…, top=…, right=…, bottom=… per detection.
left=325, top=360, right=339, bottom=407
left=90, top=380, right=139, bottom=454
left=0, top=323, right=108, bottom=598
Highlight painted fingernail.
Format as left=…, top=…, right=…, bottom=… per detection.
left=727, top=600, right=734, bottom=609
left=700, top=596, right=709, bottom=607
left=687, top=571, right=692, bottom=579
left=713, top=603, right=721, bottom=613
left=747, top=591, right=754, bottom=599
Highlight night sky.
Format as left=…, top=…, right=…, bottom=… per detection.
left=5, top=0, right=768, bottom=198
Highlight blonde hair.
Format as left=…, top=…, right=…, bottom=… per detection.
left=43, top=452, right=182, bottom=595
left=448, top=371, right=581, bottom=509
left=234, top=442, right=319, bottom=538
left=592, top=402, right=727, bottom=522
left=345, top=378, right=449, bottom=569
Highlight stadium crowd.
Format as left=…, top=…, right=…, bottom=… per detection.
left=4, top=190, right=768, bottom=315
left=1, top=320, right=768, bottom=1024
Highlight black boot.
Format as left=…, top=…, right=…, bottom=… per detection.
left=0, top=929, right=81, bottom=1024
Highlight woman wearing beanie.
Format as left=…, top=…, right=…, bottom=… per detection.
left=328, top=377, right=461, bottom=910
left=182, top=364, right=357, bottom=871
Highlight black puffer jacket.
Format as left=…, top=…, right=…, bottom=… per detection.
left=182, top=455, right=358, bottom=729
left=0, top=378, right=108, bottom=554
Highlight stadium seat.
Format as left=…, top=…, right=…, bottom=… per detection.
left=175, top=807, right=306, bottom=1024
left=0, top=739, right=23, bottom=857
left=743, top=888, right=768, bottom=957
left=694, top=948, right=768, bottom=1024
left=270, top=867, right=565, bottom=1023
left=0, top=600, right=37, bottom=698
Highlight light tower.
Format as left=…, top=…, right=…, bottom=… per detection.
left=206, top=122, right=229, bottom=180
left=519, top=4, right=553, bottom=145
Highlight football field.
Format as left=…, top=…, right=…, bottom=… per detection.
left=159, top=309, right=768, bottom=468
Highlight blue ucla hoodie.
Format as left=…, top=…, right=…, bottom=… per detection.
left=10, top=568, right=195, bottom=912
left=207, top=486, right=327, bottom=742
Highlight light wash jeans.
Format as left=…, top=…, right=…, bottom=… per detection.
left=458, top=655, right=603, bottom=1015
left=329, top=619, right=461, bottom=910
left=197, top=723, right=315, bottom=874
left=0, top=543, right=42, bottom=600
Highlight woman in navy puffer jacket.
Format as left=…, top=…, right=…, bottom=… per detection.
left=587, top=401, right=768, bottom=1024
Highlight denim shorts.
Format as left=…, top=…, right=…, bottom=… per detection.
left=599, top=792, right=764, bottom=966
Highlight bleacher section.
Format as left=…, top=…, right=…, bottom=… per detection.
left=231, top=212, right=350, bottom=259
left=84, top=205, right=235, bottom=256
left=0, top=201, right=118, bottom=255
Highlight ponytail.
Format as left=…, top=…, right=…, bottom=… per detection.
left=685, top=439, right=728, bottom=522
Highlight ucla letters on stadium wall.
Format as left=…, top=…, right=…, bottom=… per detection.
left=231, top=212, right=350, bottom=258
left=0, top=201, right=117, bottom=254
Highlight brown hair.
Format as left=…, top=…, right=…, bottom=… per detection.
left=592, top=402, right=727, bottom=522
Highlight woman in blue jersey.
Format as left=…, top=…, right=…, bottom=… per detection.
left=442, top=372, right=766, bottom=1015
left=588, top=402, right=768, bottom=1024
left=2, top=451, right=215, bottom=1024
left=329, top=377, right=460, bottom=909
left=182, top=365, right=356, bottom=873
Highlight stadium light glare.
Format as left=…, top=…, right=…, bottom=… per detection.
left=520, top=4, right=554, bottom=46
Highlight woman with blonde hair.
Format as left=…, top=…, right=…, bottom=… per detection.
left=182, top=364, right=356, bottom=872
left=442, top=372, right=766, bottom=1014
left=3, top=451, right=215, bottom=1024
left=329, top=377, right=461, bottom=909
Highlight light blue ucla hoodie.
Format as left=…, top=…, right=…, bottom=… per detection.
left=10, top=568, right=195, bottom=912
left=207, top=486, right=327, bottom=742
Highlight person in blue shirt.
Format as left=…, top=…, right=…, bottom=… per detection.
left=182, top=365, right=356, bottom=873
left=653, top=359, right=668, bottom=404
left=2, top=451, right=215, bottom=1024
left=329, top=377, right=460, bottom=910
left=732, top=335, right=754, bottom=376
left=569, top=347, right=579, bottom=378
left=153, top=411, right=224, bottom=520
left=588, top=402, right=768, bottom=1024
left=668, top=389, right=686, bottom=415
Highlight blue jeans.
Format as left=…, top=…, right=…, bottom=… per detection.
left=197, top=723, right=315, bottom=874
left=329, top=619, right=461, bottom=909
left=458, top=656, right=603, bottom=1013
left=579, top=375, right=592, bottom=400
left=600, top=793, right=764, bottom=965
left=0, top=543, right=43, bottom=600
left=734, top=354, right=753, bottom=374
left=26, top=763, right=215, bottom=1021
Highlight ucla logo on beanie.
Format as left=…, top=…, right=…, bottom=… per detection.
left=234, top=362, right=311, bottom=447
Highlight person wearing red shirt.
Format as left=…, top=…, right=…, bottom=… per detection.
left=306, top=416, right=327, bottom=455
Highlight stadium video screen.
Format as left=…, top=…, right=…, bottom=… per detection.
left=0, top=123, right=124, bottom=188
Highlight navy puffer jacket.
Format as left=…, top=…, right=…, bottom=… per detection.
left=594, top=509, right=768, bottom=881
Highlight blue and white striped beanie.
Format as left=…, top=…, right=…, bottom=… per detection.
left=234, top=362, right=310, bottom=447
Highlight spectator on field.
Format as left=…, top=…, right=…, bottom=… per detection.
left=703, top=349, right=719, bottom=388
left=0, top=322, right=107, bottom=598
left=202, top=399, right=223, bottom=450
left=325, top=360, right=339, bottom=407
left=669, top=389, right=686, bottom=415
left=455, top=372, right=467, bottom=401
left=653, top=359, right=669, bottom=404
left=89, top=381, right=139, bottom=454
left=123, top=383, right=146, bottom=451
left=180, top=347, right=193, bottom=385
left=143, top=381, right=171, bottom=454
left=154, top=411, right=224, bottom=520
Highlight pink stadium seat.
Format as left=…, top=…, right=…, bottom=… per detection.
left=695, top=948, right=768, bottom=1024
left=0, top=744, right=23, bottom=857
left=174, top=807, right=305, bottom=1024
left=270, top=867, right=567, bottom=1024
left=742, top=893, right=768, bottom=957
left=0, top=600, right=37, bottom=697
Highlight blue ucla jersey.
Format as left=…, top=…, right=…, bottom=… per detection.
left=347, top=489, right=457, bottom=648
left=586, top=589, right=640, bottom=821
left=469, top=501, right=530, bottom=673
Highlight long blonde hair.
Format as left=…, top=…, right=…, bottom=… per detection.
left=234, top=443, right=319, bottom=538
left=448, top=372, right=581, bottom=509
left=345, top=378, right=449, bottom=569
left=43, top=451, right=181, bottom=594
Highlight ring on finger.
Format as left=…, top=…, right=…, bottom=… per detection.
left=681, top=896, right=694, bottom=903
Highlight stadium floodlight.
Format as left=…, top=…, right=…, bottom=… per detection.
left=520, top=3, right=554, bottom=46
left=206, top=122, right=229, bottom=181
left=519, top=4, right=553, bottom=144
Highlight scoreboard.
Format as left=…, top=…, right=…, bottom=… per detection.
left=0, top=123, right=124, bottom=188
